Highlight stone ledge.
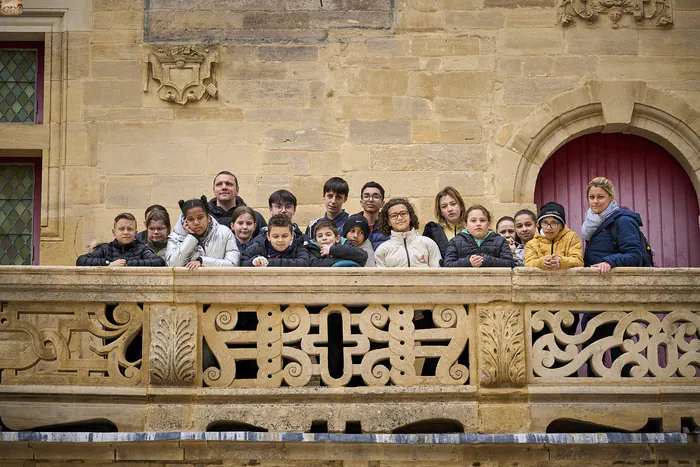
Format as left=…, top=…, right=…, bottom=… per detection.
left=1, top=266, right=698, bottom=304
left=0, top=431, right=692, bottom=444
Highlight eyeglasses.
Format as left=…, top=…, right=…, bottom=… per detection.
left=541, top=221, right=561, bottom=229
left=362, top=193, right=383, bottom=201
left=272, top=204, right=294, bottom=211
left=388, top=211, right=410, bottom=221
left=148, top=226, right=167, bottom=232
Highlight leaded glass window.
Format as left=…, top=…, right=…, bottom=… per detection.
left=0, top=163, right=35, bottom=265
left=0, top=46, right=40, bottom=123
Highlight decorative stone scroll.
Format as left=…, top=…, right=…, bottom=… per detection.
left=201, top=304, right=471, bottom=388
left=478, top=305, right=526, bottom=387
left=149, top=305, right=197, bottom=386
left=529, top=306, right=700, bottom=380
left=0, top=302, right=144, bottom=386
left=143, top=45, right=218, bottom=105
left=558, top=0, right=673, bottom=28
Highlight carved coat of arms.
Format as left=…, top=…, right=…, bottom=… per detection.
left=143, top=45, right=219, bottom=105
left=558, top=0, right=673, bottom=28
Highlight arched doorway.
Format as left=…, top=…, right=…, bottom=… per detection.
left=534, top=133, right=700, bottom=267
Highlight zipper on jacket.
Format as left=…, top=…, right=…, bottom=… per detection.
left=403, top=238, right=411, bottom=267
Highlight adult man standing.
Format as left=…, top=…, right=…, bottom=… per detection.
left=208, top=171, right=266, bottom=237
left=358, top=181, right=389, bottom=249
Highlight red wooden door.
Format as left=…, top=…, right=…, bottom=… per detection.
left=534, top=133, right=700, bottom=267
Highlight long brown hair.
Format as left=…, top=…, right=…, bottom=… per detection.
left=434, top=186, right=466, bottom=228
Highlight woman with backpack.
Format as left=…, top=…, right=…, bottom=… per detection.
left=582, top=177, right=649, bottom=275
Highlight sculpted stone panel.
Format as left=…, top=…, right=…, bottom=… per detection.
left=0, top=302, right=144, bottom=386
left=143, top=45, right=219, bottom=105
left=149, top=304, right=197, bottom=386
left=201, top=304, right=471, bottom=388
left=529, top=305, right=700, bottom=380
left=558, top=0, right=673, bottom=28
left=478, top=305, right=526, bottom=387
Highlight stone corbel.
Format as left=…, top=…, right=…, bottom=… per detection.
left=143, top=44, right=219, bottom=105
left=477, top=305, right=526, bottom=388
left=558, top=0, right=673, bottom=28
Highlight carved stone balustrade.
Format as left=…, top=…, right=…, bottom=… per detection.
left=0, top=267, right=698, bottom=434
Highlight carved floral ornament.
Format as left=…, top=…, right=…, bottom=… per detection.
left=0, top=0, right=22, bottom=16
left=558, top=0, right=673, bottom=28
left=143, top=45, right=219, bottom=105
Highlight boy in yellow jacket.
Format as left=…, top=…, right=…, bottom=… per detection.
left=524, top=202, right=583, bottom=269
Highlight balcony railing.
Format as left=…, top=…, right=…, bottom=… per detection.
left=0, top=267, right=698, bottom=434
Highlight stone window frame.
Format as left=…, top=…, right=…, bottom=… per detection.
left=0, top=3, right=88, bottom=242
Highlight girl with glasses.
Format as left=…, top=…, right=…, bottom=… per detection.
left=374, top=198, right=441, bottom=268
left=145, top=209, right=171, bottom=260
left=524, top=201, right=583, bottom=269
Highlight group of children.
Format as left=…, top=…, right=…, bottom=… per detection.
left=77, top=174, right=648, bottom=275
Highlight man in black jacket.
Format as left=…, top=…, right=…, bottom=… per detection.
left=76, top=213, right=165, bottom=267
left=209, top=171, right=266, bottom=237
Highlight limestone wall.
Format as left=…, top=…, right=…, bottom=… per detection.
left=3, top=0, right=699, bottom=264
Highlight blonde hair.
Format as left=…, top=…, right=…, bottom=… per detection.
left=586, top=177, right=616, bottom=198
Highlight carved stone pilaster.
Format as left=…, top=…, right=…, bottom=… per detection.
left=143, top=45, right=219, bottom=105
left=558, top=0, right=673, bottom=28
left=149, top=305, right=197, bottom=386
left=478, top=305, right=526, bottom=387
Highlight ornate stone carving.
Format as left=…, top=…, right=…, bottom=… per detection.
left=478, top=305, right=526, bottom=387
left=143, top=45, right=218, bottom=105
left=149, top=305, right=197, bottom=386
left=202, top=303, right=471, bottom=388
left=0, top=0, right=23, bottom=15
left=530, top=306, right=700, bottom=379
left=558, top=0, right=673, bottom=28
left=0, top=302, right=143, bottom=386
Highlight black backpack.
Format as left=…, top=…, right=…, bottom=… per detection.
left=609, top=219, right=655, bottom=267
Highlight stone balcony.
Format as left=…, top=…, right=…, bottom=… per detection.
left=0, top=266, right=698, bottom=439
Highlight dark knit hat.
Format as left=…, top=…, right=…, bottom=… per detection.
left=342, top=214, right=370, bottom=240
left=537, top=202, right=566, bottom=226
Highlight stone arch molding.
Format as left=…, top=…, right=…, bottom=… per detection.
left=502, top=81, right=700, bottom=206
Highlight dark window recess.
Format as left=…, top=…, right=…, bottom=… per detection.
left=0, top=159, right=41, bottom=265
left=0, top=42, right=44, bottom=124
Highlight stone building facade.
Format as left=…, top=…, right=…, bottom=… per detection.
left=0, top=0, right=698, bottom=265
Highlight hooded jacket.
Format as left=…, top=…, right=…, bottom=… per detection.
left=524, top=226, right=583, bottom=269
left=354, top=212, right=389, bottom=250
left=356, top=238, right=376, bottom=267
left=583, top=208, right=645, bottom=267
left=423, top=221, right=461, bottom=260
left=166, top=215, right=240, bottom=267
left=208, top=196, right=267, bottom=238
left=307, top=237, right=368, bottom=267
left=241, top=232, right=311, bottom=267
left=443, top=230, right=514, bottom=268
left=374, top=229, right=442, bottom=268
left=76, top=239, right=165, bottom=267
left=147, top=238, right=169, bottom=261
left=306, top=211, right=350, bottom=238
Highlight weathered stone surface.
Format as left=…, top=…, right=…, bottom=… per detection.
left=258, top=46, right=319, bottom=61
left=370, top=144, right=487, bottom=171
left=498, top=28, right=564, bottom=55
left=349, top=120, right=411, bottom=144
